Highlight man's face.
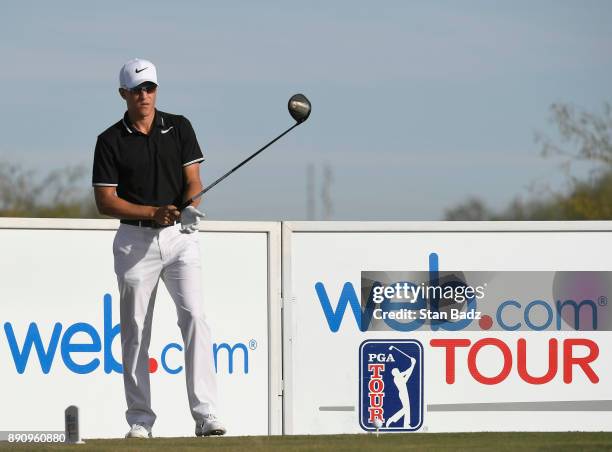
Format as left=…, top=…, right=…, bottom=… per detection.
left=120, top=82, right=157, bottom=117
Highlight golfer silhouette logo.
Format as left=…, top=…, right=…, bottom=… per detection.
left=386, top=350, right=416, bottom=428
left=359, top=340, right=424, bottom=432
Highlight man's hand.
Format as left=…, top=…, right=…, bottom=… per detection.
left=180, top=206, right=206, bottom=233
left=154, top=205, right=180, bottom=226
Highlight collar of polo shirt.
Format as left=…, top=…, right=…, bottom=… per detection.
left=122, top=109, right=165, bottom=135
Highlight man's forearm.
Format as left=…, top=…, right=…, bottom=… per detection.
left=98, top=195, right=157, bottom=220
left=184, top=181, right=203, bottom=208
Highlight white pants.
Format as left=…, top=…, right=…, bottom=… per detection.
left=113, top=223, right=218, bottom=428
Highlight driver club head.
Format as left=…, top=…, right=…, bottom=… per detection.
left=288, top=94, right=311, bottom=123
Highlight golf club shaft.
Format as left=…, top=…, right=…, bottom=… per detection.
left=390, top=345, right=411, bottom=359
left=179, top=121, right=301, bottom=210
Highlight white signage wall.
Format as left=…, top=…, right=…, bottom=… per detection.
left=2, top=219, right=611, bottom=438
left=0, top=219, right=281, bottom=439
left=281, top=222, right=612, bottom=434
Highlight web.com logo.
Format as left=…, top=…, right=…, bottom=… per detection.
left=3, top=294, right=254, bottom=375
left=315, top=253, right=604, bottom=332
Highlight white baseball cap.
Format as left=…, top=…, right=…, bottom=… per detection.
left=119, top=58, right=158, bottom=89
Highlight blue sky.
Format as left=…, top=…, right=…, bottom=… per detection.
left=1, top=1, right=610, bottom=219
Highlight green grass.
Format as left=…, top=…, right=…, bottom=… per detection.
left=1, top=432, right=612, bottom=452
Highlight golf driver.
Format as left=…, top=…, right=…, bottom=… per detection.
left=179, top=93, right=311, bottom=210
left=389, top=345, right=412, bottom=359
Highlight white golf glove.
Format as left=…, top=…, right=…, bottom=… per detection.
left=180, top=206, right=206, bottom=233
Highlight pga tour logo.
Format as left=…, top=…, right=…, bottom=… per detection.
left=359, top=339, right=424, bottom=432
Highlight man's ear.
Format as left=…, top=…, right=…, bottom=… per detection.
left=119, top=88, right=127, bottom=100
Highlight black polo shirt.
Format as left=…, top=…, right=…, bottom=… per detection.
left=92, top=110, right=204, bottom=207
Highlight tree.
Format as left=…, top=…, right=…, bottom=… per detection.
left=536, top=102, right=612, bottom=170
left=0, top=162, right=101, bottom=218
left=444, top=198, right=492, bottom=221
left=444, top=103, right=612, bottom=221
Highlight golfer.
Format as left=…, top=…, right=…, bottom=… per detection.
left=386, top=356, right=416, bottom=428
left=92, top=58, right=225, bottom=438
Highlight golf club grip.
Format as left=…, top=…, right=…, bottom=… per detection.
left=179, top=121, right=301, bottom=210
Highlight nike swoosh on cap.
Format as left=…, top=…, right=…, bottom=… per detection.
left=161, top=126, right=174, bottom=134
left=135, top=67, right=148, bottom=73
